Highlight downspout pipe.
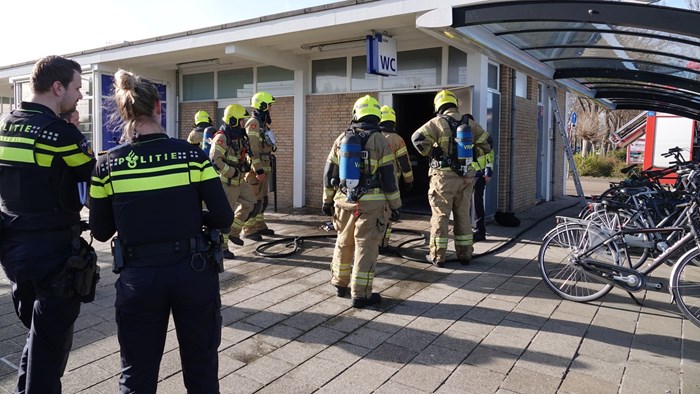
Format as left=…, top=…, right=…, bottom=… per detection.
left=508, top=68, right=516, bottom=212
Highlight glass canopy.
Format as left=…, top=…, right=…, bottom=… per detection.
left=450, top=0, right=700, bottom=119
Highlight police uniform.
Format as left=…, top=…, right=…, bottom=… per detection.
left=89, top=134, right=233, bottom=393
left=243, top=112, right=274, bottom=236
left=472, top=135, right=495, bottom=240
left=0, top=102, right=95, bottom=393
left=412, top=106, right=491, bottom=265
left=210, top=124, right=257, bottom=249
left=380, top=120, right=413, bottom=248
left=323, top=120, right=401, bottom=303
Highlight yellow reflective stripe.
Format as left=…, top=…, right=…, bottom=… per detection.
left=402, top=170, right=413, bottom=179
left=36, top=153, right=52, bottom=166
left=35, top=142, right=76, bottom=153
left=231, top=217, right=245, bottom=230
left=377, top=154, right=394, bottom=166
left=63, top=152, right=93, bottom=167
left=358, top=193, right=388, bottom=201
left=324, top=187, right=335, bottom=199
left=455, top=234, right=473, bottom=246
left=384, top=228, right=392, bottom=239
left=355, top=271, right=374, bottom=279
left=200, top=166, right=219, bottom=181
left=384, top=190, right=400, bottom=201
left=439, top=136, right=451, bottom=143
left=431, top=236, right=448, bottom=248
left=474, top=133, right=489, bottom=144
left=395, top=146, right=408, bottom=156
left=0, top=146, right=35, bottom=163
left=332, top=262, right=352, bottom=272
left=111, top=172, right=191, bottom=193
left=0, top=135, right=34, bottom=144
left=90, top=175, right=113, bottom=198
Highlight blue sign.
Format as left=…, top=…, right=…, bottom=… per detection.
left=571, top=112, right=577, bottom=125
left=100, top=74, right=166, bottom=152
left=367, top=33, right=397, bottom=76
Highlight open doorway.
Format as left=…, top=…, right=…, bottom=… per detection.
left=393, top=92, right=435, bottom=215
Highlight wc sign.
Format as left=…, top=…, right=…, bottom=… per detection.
left=367, top=33, right=397, bottom=76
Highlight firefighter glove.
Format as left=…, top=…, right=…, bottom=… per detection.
left=390, top=208, right=401, bottom=222
left=322, top=202, right=334, bottom=216
left=431, top=146, right=444, bottom=160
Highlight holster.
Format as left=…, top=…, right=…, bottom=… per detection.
left=52, top=235, right=100, bottom=303
left=198, top=228, right=224, bottom=273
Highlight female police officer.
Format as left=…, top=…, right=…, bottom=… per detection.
left=88, top=69, right=233, bottom=393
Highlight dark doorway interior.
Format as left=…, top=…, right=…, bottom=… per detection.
left=394, top=92, right=435, bottom=215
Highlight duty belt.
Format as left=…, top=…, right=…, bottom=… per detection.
left=124, top=237, right=194, bottom=266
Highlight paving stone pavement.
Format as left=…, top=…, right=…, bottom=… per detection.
left=1, top=195, right=699, bottom=393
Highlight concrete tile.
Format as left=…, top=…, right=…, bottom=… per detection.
left=500, top=365, right=560, bottom=394
left=235, top=355, right=295, bottom=385
left=464, top=346, right=517, bottom=375
left=559, top=371, right=619, bottom=394
left=390, top=362, right=450, bottom=392
left=412, top=344, right=466, bottom=371
left=286, top=356, right=347, bottom=387
left=442, top=363, right=505, bottom=394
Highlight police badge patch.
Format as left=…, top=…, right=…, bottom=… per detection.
left=79, top=138, right=94, bottom=157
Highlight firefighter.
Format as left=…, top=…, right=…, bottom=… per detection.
left=211, top=104, right=258, bottom=257
left=89, top=69, right=233, bottom=393
left=187, top=110, right=216, bottom=156
left=242, top=91, right=277, bottom=241
left=322, top=95, right=401, bottom=308
left=379, top=105, right=413, bottom=249
left=411, top=90, right=491, bottom=267
left=0, top=55, right=96, bottom=393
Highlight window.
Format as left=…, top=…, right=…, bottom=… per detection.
left=183, top=72, right=214, bottom=101
left=351, top=55, right=377, bottom=91
left=382, top=48, right=441, bottom=90
left=515, top=71, right=528, bottom=98
left=76, top=74, right=93, bottom=145
left=0, top=96, right=13, bottom=115
left=448, top=47, right=468, bottom=85
left=257, top=66, right=294, bottom=96
left=312, top=58, right=346, bottom=93
left=487, top=63, right=499, bottom=90
left=218, top=68, right=253, bottom=99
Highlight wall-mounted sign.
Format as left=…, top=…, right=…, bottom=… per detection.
left=367, top=33, right=397, bottom=76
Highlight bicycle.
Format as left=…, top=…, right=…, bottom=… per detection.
left=538, top=193, right=700, bottom=327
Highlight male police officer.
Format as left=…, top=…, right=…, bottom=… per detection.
left=211, top=104, right=257, bottom=257
left=0, top=55, right=96, bottom=393
left=379, top=105, right=413, bottom=249
left=322, top=95, right=401, bottom=308
left=412, top=90, right=491, bottom=267
left=243, top=92, right=277, bottom=240
left=187, top=110, right=216, bottom=156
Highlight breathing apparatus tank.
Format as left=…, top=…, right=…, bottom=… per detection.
left=339, top=133, right=363, bottom=201
left=455, top=122, right=473, bottom=175
left=202, top=127, right=216, bottom=157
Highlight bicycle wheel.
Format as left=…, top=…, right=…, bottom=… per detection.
left=670, top=247, right=700, bottom=328
left=539, top=224, right=619, bottom=302
left=582, top=208, right=652, bottom=269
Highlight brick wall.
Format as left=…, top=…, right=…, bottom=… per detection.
left=498, top=66, right=567, bottom=213
left=179, top=101, right=217, bottom=140
left=305, top=92, right=375, bottom=208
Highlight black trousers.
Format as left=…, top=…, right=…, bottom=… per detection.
left=472, top=176, right=486, bottom=235
left=0, top=233, right=81, bottom=394
left=115, top=254, right=222, bottom=393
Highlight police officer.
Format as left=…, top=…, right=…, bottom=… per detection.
left=472, top=134, right=494, bottom=242
left=89, top=69, right=233, bottom=393
left=322, top=95, right=401, bottom=308
left=411, top=90, right=491, bottom=267
left=379, top=105, right=413, bottom=249
left=243, top=92, right=277, bottom=241
left=211, top=104, right=257, bottom=257
left=0, top=55, right=96, bottom=393
left=187, top=110, right=216, bottom=156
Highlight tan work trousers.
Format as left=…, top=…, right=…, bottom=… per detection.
left=223, top=181, right=255, bottom=246
left=330, top=199, right=388, bottom=299
left=243, top=174, right=269, bottom=234
left=428, top=171, right=474, bottom=262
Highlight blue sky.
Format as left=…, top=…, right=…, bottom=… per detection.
left=2, top=0, right=341, bottom=67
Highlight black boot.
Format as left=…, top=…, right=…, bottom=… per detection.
left=352, top=293, right=382, bottom=308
